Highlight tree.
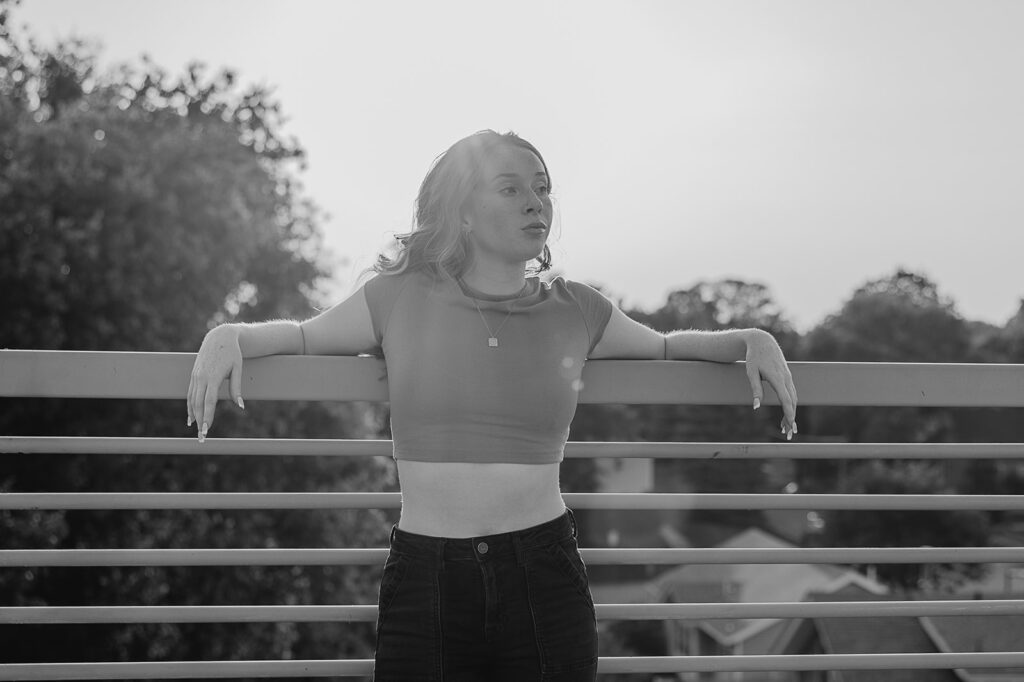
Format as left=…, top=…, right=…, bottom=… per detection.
left=637, top=279, right=800, bottom=355
left=799, top=270, right=997, bottom=592
left=803, top=269, right=969, bottom=365
left=0, top=7, right=392, bottom=668
left=823, top=461, right=989, bottom=592
left=799, top=270, right=969, bottom=478
left=963, top=301, right=1024, bottom=523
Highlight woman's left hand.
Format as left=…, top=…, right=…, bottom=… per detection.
left=743, top=329, right=798, bottom=439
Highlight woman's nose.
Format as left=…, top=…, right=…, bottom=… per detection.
left=524, top=191, right=544, bottom=213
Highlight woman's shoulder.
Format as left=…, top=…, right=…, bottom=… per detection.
left=542, top=275, right=611, bottom=301
left=540, top=276, right=615, bottom=352
left=364, top=267, right=434, bottom=292
left=362, top=267, right=427, bottom=308
left=365, top=267, right=461, bottom=307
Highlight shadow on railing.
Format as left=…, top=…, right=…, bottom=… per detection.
left=2, top=350, right=1024, bottom=680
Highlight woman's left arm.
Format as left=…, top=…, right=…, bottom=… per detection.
left=590, top=307, right=798, bottom=439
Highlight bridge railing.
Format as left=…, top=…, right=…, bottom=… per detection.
left=2, top=349, right=1024, bottom=679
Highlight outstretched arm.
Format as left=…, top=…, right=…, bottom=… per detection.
left=589, top=307, right=798, bottom=438
left=186, top=285, right=377, bottom=440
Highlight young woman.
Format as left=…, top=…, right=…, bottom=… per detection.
left=187, top=130, right=798, bottom=681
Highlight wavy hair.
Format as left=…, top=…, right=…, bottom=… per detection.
left=373, top=130, right=553, bottom=282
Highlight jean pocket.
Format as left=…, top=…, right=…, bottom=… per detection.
left=547, top=539, right=596, bottom=614
left=528, top=541, right=599, bottom=675
left=376, top=550, right=408, bottom=632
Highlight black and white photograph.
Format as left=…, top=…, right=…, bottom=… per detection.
left=2, top=1, right=1023, bottom=680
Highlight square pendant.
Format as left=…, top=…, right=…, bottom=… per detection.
left=488, top=337, right=498, bottom=347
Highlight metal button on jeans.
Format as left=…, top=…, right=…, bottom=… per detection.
left=477, top=541, right=488, bottom=554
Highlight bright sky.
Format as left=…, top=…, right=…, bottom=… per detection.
left=16, top=0, right=1024, bottom=332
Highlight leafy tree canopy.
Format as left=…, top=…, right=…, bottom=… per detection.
left=634, top=279, right=799, bottom=354
left=1, top=4, right=390, bottom=665
left=803, top=269, right=970, bottom=363
left=824, top=461, right=990, bottom=592
left=1, top=0, right=326, bottom=352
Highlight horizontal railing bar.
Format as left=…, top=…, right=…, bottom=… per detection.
left=4, top=547, right=1022, bottom=567
left=3, top=652, right=1024, bottom=679
left=4, top=437, right=1023, bottom=460
left=600, top=599, right=1024, bottom=621
left=0, top=660, right=366, bottom=680
left=4, top=350, right=1024, bottom=406
left=5, top=492, right=1023, bottom=511
left=600, top=653, right=1024, bottom=674
left=0, top=437, right=391, bottom=457
left=4, top=600, right=1023, bottom=624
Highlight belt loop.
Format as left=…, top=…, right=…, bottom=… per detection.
left=566, top=507, right=577, bottom=539
left=389, top=523, right=397, bottom=544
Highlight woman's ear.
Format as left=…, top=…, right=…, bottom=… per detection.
left=460, top=196, right=476, bottom=233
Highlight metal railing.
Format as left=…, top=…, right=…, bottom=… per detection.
left=2, top=349, right=1024, bottom=679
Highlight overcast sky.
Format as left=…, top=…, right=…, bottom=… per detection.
left=16, top=0, right=1024, bottom=332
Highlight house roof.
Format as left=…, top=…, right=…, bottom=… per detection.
left=923, top=613, right=1024, bottom=681
left=640, top=527, right=887, bottom=646
left=776, top=584, right=964, bottom=682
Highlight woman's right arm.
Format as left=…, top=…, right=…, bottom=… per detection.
left=187, top=284, right=377, bottom=441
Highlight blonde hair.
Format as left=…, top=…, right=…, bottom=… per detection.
left=374, top=130, right=553, bottom=282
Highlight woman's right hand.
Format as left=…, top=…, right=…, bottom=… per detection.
left=187, top=324, right=245, bottom=442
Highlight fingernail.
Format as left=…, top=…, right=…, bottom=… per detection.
left=793, top=422, right=798, bottom=434
left=237, top=397, right=245, bottom=409
left=199, top=423, right=208, bottom=443
left=787, top=430, right=793, bottom=441
left=187, top=417, right=192, bottom=427
left=753, top=398, right=761, bottom=410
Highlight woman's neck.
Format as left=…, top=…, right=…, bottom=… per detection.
left=460, top=263, right=528, bottom=296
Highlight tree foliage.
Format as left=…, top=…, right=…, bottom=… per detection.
left=797, top=269, right=1008, bottom=592
left=1, top=6, right=391, bottom=667
left=823, top=461, right=990, bottom=592
left=799, top=270, right=969, bottom=452
left=1, top=14, right=322, bottom=352
left=803, top=269, right=970, bottom=364
left=635, top=281, right=798, bottom=526
left=637, top=279, right=800, bottom=354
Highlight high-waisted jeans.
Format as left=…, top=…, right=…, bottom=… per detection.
left=373, top=507, right=598, bottom=681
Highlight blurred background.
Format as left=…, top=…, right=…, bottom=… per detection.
left=2, top=0, right=1023, bottom=679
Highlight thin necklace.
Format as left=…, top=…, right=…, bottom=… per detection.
left=463, top=279, right=530, bottom=348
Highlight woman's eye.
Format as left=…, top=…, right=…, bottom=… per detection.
left=535, top=185, right=551, bottom=195
left=500, top=187, right=518, bottom=196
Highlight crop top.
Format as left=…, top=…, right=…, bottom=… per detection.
left=362, top=269, right=614, bottom=464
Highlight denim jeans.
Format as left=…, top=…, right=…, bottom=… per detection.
left=373, top=507, right=598, bottom=681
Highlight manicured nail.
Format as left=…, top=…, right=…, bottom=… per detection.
left=199, top=423, right=207, bottom=443
left=237, top=397, right=245, bottom=409
left=753, top=398, right=761, bottom=410
left=787, top=430, right=793, bottom=441
left=187, top=416, right=192, bottom=427
left=792, top=422, right=798, bottom=435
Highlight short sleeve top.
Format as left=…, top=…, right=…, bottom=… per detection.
left=362, top=269, right=614, bottom=464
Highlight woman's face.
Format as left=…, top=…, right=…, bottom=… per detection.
left=461, top=143, right=552, bottom=268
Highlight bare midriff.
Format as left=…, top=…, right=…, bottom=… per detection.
left=396, top=460, right=566, bottom=538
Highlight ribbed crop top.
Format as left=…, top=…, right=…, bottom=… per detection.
left=362, top=269, right=614, bottom=464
